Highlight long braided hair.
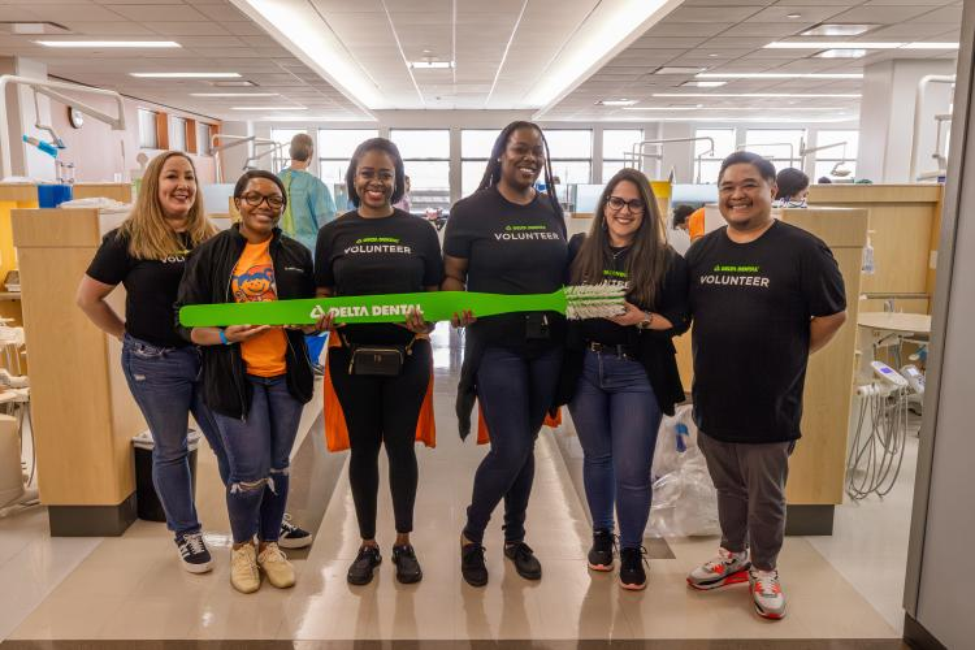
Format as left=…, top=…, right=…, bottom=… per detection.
left=477, top=121, right=565, bottom=232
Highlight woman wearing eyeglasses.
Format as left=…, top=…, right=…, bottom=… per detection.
left=176, top=170, right=323, bottom=594
left=559, top=168, right=689, bottom=590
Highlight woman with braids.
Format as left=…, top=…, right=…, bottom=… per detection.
left=443, top=121, right=568, bottom=587
left=559, top=168, right=689, bottom=590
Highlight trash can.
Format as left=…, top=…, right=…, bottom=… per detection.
left=132, top=429, right=201, bottom=522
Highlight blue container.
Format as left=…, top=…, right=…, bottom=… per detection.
left=37, top=184, right=74, bottom=208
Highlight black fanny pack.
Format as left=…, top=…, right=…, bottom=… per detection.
left=339, top=332, right=417, bottom=377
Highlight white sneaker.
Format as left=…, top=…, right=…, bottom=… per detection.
left=749, top=568, right=787, bottom=620
left=230, top=543, right=261, bottom=594
left=257, top=542, right=296, bottom=589
left=687, top=547, right=751, bottom=590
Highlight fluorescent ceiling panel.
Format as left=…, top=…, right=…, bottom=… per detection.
left=36, top=40, right=181, bottom=48
left=232, top=0, right=382, bottom=113
left=765, top=41, right=902, bottom=49
left=528, top=0, right=681, bottom=114
left=131, top=72, right=241, bottom=78
left=697, top=73, right=863, bottom=80
left=654, top=93, right=861, bottom=98
left=801, top=24, right=877, bottom=37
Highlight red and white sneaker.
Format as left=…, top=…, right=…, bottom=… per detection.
left=687, top=547, right=751, bottom=590
left=749, top=568, right=786, bottom=620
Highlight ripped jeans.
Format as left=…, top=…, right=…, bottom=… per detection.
left=212, top=374, right=304, bottom=544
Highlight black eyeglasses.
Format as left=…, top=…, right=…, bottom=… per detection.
left=241, top=193, right=284, bottom=210
left=606, top=196, right=645, bottom=213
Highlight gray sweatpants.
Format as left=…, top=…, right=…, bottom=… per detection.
left=699, top=433, right=795, bottom=571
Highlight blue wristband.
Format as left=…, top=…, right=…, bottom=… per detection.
left=218, top=328, right=230, bottom=345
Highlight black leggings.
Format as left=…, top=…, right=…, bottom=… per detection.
left=330, top=340, right=430, bottom=540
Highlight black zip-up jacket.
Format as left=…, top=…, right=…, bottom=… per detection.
left=175, top=225, right=315, bottom=419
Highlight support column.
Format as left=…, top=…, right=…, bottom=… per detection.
left=856, top=58, right=956, bottom=183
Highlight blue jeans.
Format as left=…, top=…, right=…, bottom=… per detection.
left=121, top=334, right=227, bottom=537
left=212, top=375, right=304, bottom=544
left=568, top=349, right=662, bottom=549
left=464, top=345, right=562, bottom=545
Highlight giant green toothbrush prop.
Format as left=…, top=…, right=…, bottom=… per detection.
left=178, top=284, right=626, bottom=327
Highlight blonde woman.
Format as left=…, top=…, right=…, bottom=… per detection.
left=77, top=151, right=223, bottom=572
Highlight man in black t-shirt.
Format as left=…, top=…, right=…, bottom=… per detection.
left=684, top=152, right=847, bottom=620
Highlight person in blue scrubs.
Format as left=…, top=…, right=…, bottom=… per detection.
left=278, top=133, right=337, bottom=372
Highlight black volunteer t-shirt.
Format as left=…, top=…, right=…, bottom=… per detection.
left=315, top=208, right=444, bottom=344
left=443, top=185, right=568, bottom=345
left=686, top=220, right=846, bottom=444
left=86, top=228, right=193, bottom=348
left=568, top=234, right=635, bottom=347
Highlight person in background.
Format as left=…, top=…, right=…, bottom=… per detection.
left=392, top=174, right=413, bottom=213
left=177, top=170, right=323, bottom=594
left=77, top=151, right=223, bottom=574
left=817, top=176, right=833, bottom=185
left=687, top=206, right=706, bottom=242
left=673, top=204, right=695, bottom=232
left=279, top=133, right=337, bottom=374
left=316, top=139, right=442, bottom=586
left=774, top=167, right=810, bottom=207
left=443, top=121, right=568, bottom=588
left=560, top=168, right=689, bottom=590
left=684, top=151, right=847, bottom=620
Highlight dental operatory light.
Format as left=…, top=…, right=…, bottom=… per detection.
left=36, top=40, right=181, bottom=48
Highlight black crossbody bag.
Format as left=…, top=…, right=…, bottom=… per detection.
left=338, top=331, right=417, bottom=377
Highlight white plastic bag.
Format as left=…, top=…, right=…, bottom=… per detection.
left=648, top=405, right=720, bottom=537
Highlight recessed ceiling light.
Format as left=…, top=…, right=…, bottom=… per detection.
left=36, top=40, right=180, bottom=48
left=622, top=106, right=847, bottom=111
left=655, top=66, right=706, bottom=75
left=597, top=99, right=638, bottom=106
left=681, top=80, right=727, bottom=88
left=131, top=72, right=241, bottom=79
left=802, top=24, right=878, bottom=37
left=697, top=72, right=863, bottom=79
left=787, top=13, right=803, bottom=19
left=816, top=49, right=868, bottom=59
left=191, top=92, right=279, bottom=98
left=230, top=106, right=307, bottom=111
left=408, top=60, right=454, bottom=69
left=708, top=53, right=720, bottom=58
left=765, top=41, right=903, bottom=49
left=0, top=21, right=70, bottom=35
left=654, top=92, right=861, bottom=98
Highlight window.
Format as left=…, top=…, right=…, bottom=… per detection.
left=545, top=130, right=592, bottom=189
left=270, top=128, right=306, bottom=173
left=169, top=117, right=187, bottom=153
left=390, top=129, right=450, bottom=213
left=813, top=130, right=858, bottom=181
left=602, top=129, right=643, bottom=181
left=317, top=128, right=379, bottom=194
left=461, top=129, right=501, bottom=198
left=693, top=128, right=736, bottom=184
left=196, top=123, right=213, bottom=156
left=744, top=129, right=805, bottom=170
left=138, top=108, right=158, bottom=149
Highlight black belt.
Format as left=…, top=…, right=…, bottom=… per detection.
left=587, top=341, right=632, bottom=359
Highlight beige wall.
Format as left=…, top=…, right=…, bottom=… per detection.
left=48, top=93, right=219, bottom=185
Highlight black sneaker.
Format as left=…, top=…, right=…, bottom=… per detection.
left=504, top=541, right=542, bottom=581
left=461, top=542, right=488, bottom=587
left=347, top=545, right=382, bottom=585
left=588, top=529, right=615, bottom=572
left=175, top=532, right=213, bottom=574
left=619, top=546, right=648, bottom=590
left=279, top=514, right=313, bottom=549
left=392, top=544, right=423, bottom=584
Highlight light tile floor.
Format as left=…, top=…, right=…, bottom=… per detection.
left=2, top=326, right=904, bottom=642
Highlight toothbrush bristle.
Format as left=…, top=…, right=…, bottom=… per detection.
left=564, top=283, right=627, bottom=320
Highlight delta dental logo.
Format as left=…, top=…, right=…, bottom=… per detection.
left=310, top=303, right=422, bottom=319
left=495, top=224, right=560, bottom=241
left=699, top=263, right=770, bottom=288
left=344, top=236, right=412, bottom=255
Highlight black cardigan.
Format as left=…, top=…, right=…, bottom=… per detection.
left=175, top=225, right=315, bottom=419
left=555, top=234, right=690, bottom=416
